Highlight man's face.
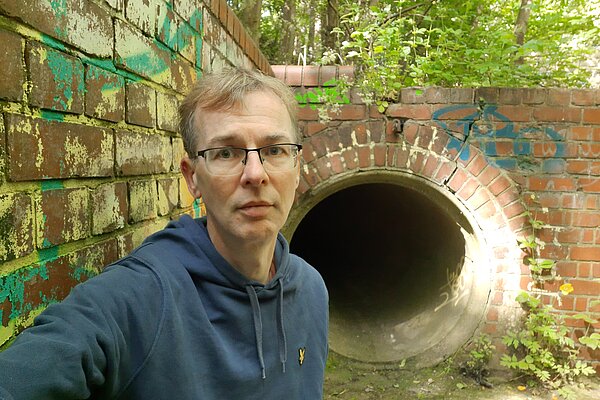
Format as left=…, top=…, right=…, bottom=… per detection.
left=181, top=90, right=300, bottom=248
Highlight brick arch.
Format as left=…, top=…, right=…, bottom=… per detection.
left=295, top=117, right=525, bottom=239
left=284, top=116, right=528, bottom=362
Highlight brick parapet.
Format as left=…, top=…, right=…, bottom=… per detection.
left=281, top=65, right=600, bottom=369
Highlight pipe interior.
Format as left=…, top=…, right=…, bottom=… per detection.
left=290, top=182, right=470, bottom=362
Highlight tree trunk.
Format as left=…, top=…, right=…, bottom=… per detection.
left=281, top=0, right=297, bottom=64
left=321, top=0, right=339, bottom=51
left=239, top=0, right=263, bottom=42
left=305, top=5, right=315, bottom=64
left=514, top=0, right=532, bottom=65
left=514, top=0, right=532, bottom=46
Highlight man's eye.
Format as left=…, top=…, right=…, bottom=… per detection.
left=266, top=146, right=285, bottom=156
left=215, top=148, right=234, bottom=159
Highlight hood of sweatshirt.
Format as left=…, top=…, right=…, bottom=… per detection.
left=141, top=214, right=291, bottom=378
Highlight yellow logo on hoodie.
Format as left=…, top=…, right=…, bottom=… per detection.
left=298, top=347, right=306, bottom=365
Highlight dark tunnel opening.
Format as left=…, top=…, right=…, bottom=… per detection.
left=290, top=182, right=480, bottom=363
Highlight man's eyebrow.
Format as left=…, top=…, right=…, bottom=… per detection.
left=204, top=133, right=294, bottom=147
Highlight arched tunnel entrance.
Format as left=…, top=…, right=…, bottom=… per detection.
left=288, top=174, right=491, bottom=365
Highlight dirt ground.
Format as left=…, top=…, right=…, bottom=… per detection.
left=323, top=352, right=600, bottom=400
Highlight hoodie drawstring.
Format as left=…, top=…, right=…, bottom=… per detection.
left=276, top=277, right=287, bottom=373
left=245, top=285, right=266, bottom=379
left=245, top=278, right=287, bottom=380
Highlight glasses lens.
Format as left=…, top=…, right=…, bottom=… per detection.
left=260, top=144, right=299, bottom=172
left=204, top=147, right=245, bottom=175
left=201, top=145, right=300, bottom=176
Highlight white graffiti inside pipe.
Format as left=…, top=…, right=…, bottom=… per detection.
left=434, top=257, right=470, bottom=312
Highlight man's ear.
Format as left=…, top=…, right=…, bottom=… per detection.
left=180, top=156, right=202, bottom=198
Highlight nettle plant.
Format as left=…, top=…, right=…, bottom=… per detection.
left=295, top=77, right=352, bottom=122
left=501, top=194, right=599, bottom=399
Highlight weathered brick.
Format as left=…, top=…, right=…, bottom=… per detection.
left=528, top=177, right=577, bottom=191
left=157, top=1, right=178, bottom=51
left=341, top=148, right=358, bottom=170
left=314, top=157, right=332, bottom=180
left=424, top=87, right=450, bottom=104
left=92, top=182, right=128, bottom=235
left=115, top=20, right=173, bottom=88
left=172, top=137, right=186, bottom=171
left=27, top=42, right=84, bottom=113
left=579, top=178, right=600, bottom=193
left=0, top=29, right=25, bottom=101
left=125, top=0, right=160, bottom=36
left=476, top=88, right=499, bottom=104
left=533, top=107, right=581, bottom=123
left=521, top=88, right=546, bottom=104
left=578, top=144, right=600, bottom=159
left=39, top=187, right=90, bottom=248
left=179, top=176, right=195, bottom=208
left=116, top=130, right=172, bottom=175
left=177, top=20, right=198, bottom=63
left=571, top=89, right=598, bottom=106
left=171, top=56, right=198, bottom=94
left=0, top=239, right=118, bottom=332
left=497, top=88, right=522, bottom=105
left=0, top=114, right=5, bottom=182
left=175, top=0, right=203, bottom=32
left=157, top=178, right=179, bottom=216
left=449, top=88, right=474, bottom=104
left=85, top=65, right=125, bottom=122
left=105, top=0, right=125, bottom=11
left=7, top=114, right=113, bottom=181
left=494, top=105, right=532, bottom=122
left=357, top=146, right=371, bottom=168
left=583, top=108, right=600, bottom=124
left=433, top=104, right=479, bottom=121
left=156, top=91, right=179, bottom=132
left=386, top=104, right=432, bottom=120
left=126, top=81, right=156, bottom=128
left=0, top=0, right=112, bottom=57
left=547, top=89, right=571, bottom=106
left=128, top=179, right=157, bottom=223
left=0, top=193, right=34, bottom=261
left=400, top=87, right=425, bottom=104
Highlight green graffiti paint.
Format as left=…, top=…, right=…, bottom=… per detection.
left=40, top=180, right=63, bottom=192
left=46, top=50, right=79, bottom=110
left=158, top=4, right=178, bottom=50
left=40, top=110, right=65, bottom=122
left=49, top=0, right=67, bottom=18
left=69, top=266, right=99, bottom=282
left=0, top=264, right=50, bottom=320
left=193, top=198, right=201, bottom=218
left=37, top=246, right=59, bottom=263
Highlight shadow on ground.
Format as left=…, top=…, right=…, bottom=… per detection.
left=324, top=352, right=600, bottom=399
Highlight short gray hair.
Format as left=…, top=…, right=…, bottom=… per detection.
left=179, top=68, right=300, bottom=156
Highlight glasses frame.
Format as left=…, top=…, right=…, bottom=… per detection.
left=195, top=143, right=303, bottom=176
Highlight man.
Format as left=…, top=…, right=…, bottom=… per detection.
left=0, top=68, right=329, bottom=399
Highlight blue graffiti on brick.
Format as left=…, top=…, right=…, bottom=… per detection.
left=432, top=104, right=565, bottom=169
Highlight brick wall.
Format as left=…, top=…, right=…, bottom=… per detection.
left=0, top=0, right=268, bottom=347
left=274, top=65, right=600, bottom=369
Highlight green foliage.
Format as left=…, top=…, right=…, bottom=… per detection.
left=295, top=78, right=352, bottom=120
left=460, top=334, right=495, bottom=387
left=327, top=0, right=600, bottom=110
left=501, top=195, right=599, bottom=398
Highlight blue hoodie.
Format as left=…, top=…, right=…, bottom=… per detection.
left=0, top=215, right=329, bottom=399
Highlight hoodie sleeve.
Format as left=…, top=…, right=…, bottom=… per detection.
left=0, top=259, right=164, bottom=400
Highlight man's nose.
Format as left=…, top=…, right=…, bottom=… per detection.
left=241, top=150, right=268, bottom=185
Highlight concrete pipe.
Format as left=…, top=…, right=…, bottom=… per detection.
left=286, top=172, right=491, bottom=366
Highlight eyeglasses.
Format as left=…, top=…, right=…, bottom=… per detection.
left=195, top=143, right=302, bottom=176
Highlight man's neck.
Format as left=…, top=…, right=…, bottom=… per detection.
left=206, top=224, right=277, bottom=284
